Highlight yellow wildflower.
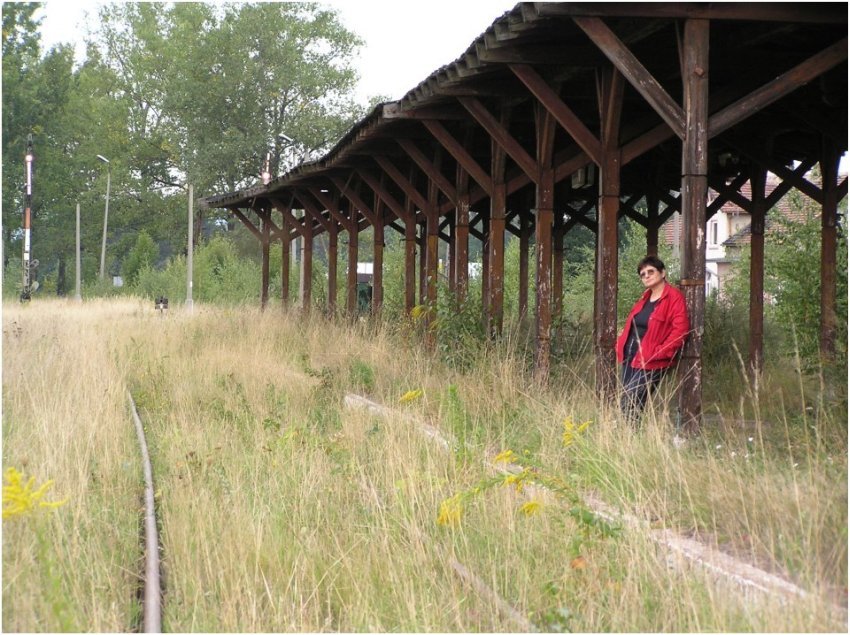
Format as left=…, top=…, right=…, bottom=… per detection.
left=2, top=467, right=67, bottom=520
left=410, top=305, right=428, bottom=321
left=519, top=500, right=543, bottom=516
left=563, top=418, right=592, bottom=447
left=502, top=469, right=528, bottom=492
left=493, top=449, right=516, bottom=464
left=399, top=389, right=424, bottom=404
left=436, top=495, right=463, bottom=526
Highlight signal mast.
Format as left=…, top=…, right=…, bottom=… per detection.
left=21, top=134, right=38, bottom=301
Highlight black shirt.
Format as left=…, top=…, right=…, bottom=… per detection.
left=624, top=298, right=658, bottom=361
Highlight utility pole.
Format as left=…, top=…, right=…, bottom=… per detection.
left=97, top=154, right=110, bottom=280
left=21, top=134, right=36, bottom=301
left=187, top=184, right=194, bottom=313
left=75, top=202, right=82, bottom=301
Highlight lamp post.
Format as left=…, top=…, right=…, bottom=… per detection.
left=97, top=154, right=110, bottom=280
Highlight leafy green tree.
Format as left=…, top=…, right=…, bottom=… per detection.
left=93, top=2, right=366, bottom=198
left=725, top=187, right=848, bottom=368
left=122, top=230, right=158, bottom=285
left=2, top=2, right=42, bottom=272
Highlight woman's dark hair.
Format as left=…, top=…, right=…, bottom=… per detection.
left=636, top=255, right=666, bottom=275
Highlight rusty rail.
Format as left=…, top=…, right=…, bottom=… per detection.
left=128, top=393, right=162, bottom=633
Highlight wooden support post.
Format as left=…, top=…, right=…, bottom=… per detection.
left=646, top=194, right=660, bottom=256
left=519, top=208, right=530, bottom=320
left=281, top=226, right=290, bottom=307
left=301, top=219, right=313, bottom=313
left=260, top=210, right=270, bottom=311
left=553, top=211, right=565, bottom=319
left=677, top=19, right=710, bottom=433
left=748, top=164, right=767, bottom=377
left=594, top=67, right=624, bottom=400
left=418, top=222, right=427, bottom=305
left=347, top=221, right=358, bottom=318
left=448, top=219, right=456, bottom=292
left=489, top=120, right=508, bottom=336
left=536, top=178, right=554, bottom=378
left=404, top=219, right=417, bottom=315
left=481, top=216, right=490, bottom=326
left=535, top=104, right=557, bottom=380
left=373, top=204, right=384, bottom=318
left=426, top=216, right=439, bottom=346
left=820, top=139, right=841, bottom=361
left=455, top=166, right=471, bottom=303
left=328, top=222, right=338, bottom=316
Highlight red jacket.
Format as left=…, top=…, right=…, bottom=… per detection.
left=615, top=283, right=690, bottom=370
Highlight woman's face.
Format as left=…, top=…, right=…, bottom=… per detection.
left=639, top=265, right=665, bottom=288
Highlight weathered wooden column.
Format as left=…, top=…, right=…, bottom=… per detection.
left=748, top=164, right=767, bottom=376
left=519, top=208, right=531, bottom=320
left=553, top=211, right=565, bottom=319
left=301, top=216, right=313, bottom=313
left=425, top=177, right=440, bottom=344
left=646, top=193, right=660, bottom=257
left=454, top=167, right=470, bottom=303
left=446, top=219, right=455, bottom=292
left=373, top=198, right=384, bottom=318
left=418, top=221, right=427, bottom=304
left=535, top=106, right=556, bottom=379
left=481, top=216, right=490, bottom=323
left=260, top=209, right=271, bottom=311
left=488, top=128, right=508, bottom=336
left=594, top=67, right=624, bottom=399
left=346, top=217, right=358, bottom=318
left=404, top=216, right=417, bottom=315
left=819, top=140, right=841, bottom=361
left=281, top=226, right=290, bottom=307
left=327, top=221, right=338, bottom=316
left=678, top=19, right=710, bottom=432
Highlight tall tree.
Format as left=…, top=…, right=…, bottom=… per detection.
left=2, top=2, right=42, bottom=273
left=93, top=2, right=367, bottom=197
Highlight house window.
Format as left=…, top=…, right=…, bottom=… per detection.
left=709, top=220, right=719, bottom=246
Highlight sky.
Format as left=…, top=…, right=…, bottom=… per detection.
left=35, top=0, right=519, bottom=105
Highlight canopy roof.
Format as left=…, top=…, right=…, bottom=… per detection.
left=201, top=2, right=847, bottom=223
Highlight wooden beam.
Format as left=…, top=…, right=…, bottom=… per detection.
left=678, top=18, right=710, bottom=433
left=748, top=164, right=767, bottom=376
left=355, top=170, right=411, bottom=224
left=724, top=138, right=824, bottom=204
left=536, top=3, right=848, bottom=23
left=460, top=96, right=539, bottom=183
left=228, top=206, right=262, bottom=241
left=510, top=63, right=603, bottom=165
left=308, top=186, right=355, bottom=230
left=423, top=120, right=492, bottom=194
left=328, top=176, right=377, bottom=225
left=374, top=155, right=429, bottom=213
left=594, top=65, right=624, bottom=399
left=708, top=38, right=848, bottom=139
left=574, top=16, right=685, bottom=140
left=397, top=138, right=458, bottom=202
left=820, top=140, right=841, bottom=360
left=295, top=190, right=332, bottom=234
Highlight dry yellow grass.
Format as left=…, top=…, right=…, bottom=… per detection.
left=3, top=298, right=845, bottom=632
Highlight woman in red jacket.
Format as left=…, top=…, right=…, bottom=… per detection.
left=615, top=256, right=690, bottom=423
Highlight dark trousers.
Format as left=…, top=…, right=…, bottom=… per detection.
left=620, top=358, right=666, bottom=424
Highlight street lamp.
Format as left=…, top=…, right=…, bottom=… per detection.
left=97, top=154, right=110, bottom=280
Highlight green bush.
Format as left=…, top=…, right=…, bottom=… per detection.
left=122, top=230, right=158, bottom=287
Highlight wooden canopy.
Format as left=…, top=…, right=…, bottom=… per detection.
left=201, top=2, right=848, bottom=430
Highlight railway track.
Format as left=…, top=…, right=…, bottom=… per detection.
left=128, top=393, right=162, bottom=633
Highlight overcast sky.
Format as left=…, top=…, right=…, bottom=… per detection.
left=36, top=0, right=519, bottom=105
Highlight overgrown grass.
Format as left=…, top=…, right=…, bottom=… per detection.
left=3, top=298, right=846, bottom=631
